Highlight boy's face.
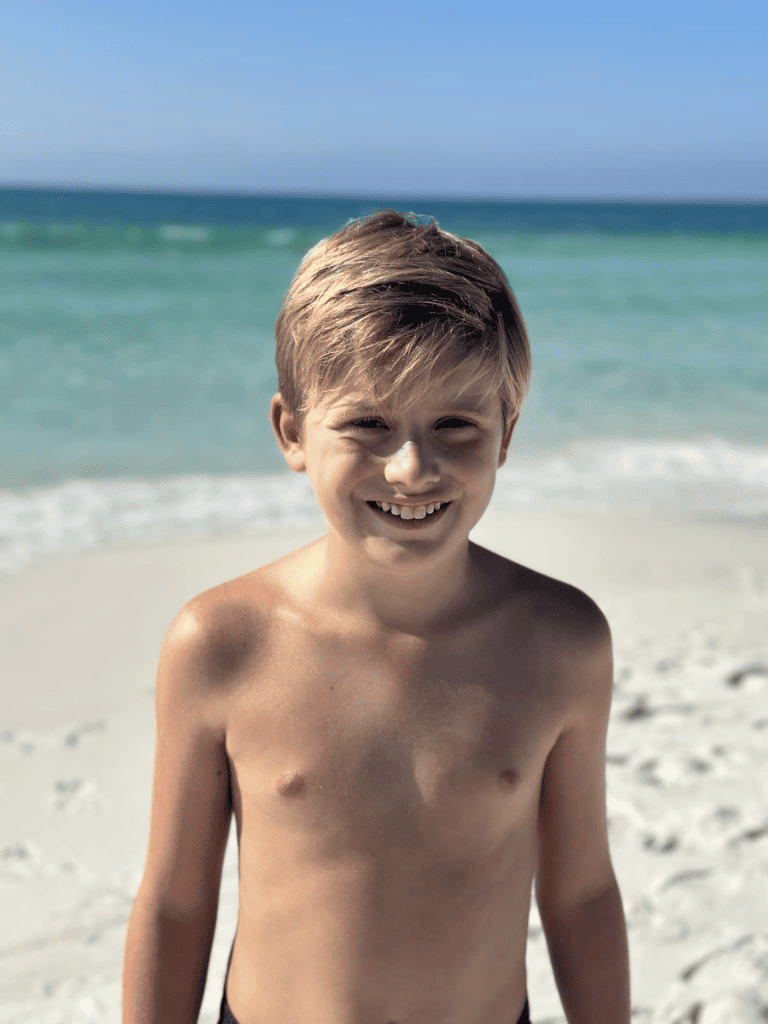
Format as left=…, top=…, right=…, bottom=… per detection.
left=271, top=358, right=515, bottom=573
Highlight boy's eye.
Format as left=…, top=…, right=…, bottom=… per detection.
left=351, top=418, right=387, bottom=429
left=439, top=418, right=476, bottom=429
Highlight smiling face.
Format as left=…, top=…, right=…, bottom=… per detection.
left=271, top=357, right=516, bottom=581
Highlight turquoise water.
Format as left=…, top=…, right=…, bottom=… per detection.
left=1, top=189, right=767, bottom=571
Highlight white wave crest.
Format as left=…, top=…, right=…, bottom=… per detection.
left=0, top=474, right=323, bottom=574
left=494, top=439, right=768, bottom=515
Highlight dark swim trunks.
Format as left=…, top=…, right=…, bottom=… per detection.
left=217, top=990, right=530, bottom=1024
left=217, top=992, right=237, bottom=1024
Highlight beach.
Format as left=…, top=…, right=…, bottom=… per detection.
left=1, top=188, right=766, bottom=1022
left=1, top=506, right=766, bottom=1024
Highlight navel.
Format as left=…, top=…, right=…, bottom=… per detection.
left=276, top=771, right=306, bottom=796
left=498, top=768, right=519, bottom=789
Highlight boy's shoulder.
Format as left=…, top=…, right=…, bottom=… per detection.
left=485, top=548, right=612, bottom=697
left=516, top=560, right=609, bottom=643
left=164, top=565, right=279, bottom=686
left=513, top=560, right=613, bottom=714
left=478, top=544, right=609, bottom=646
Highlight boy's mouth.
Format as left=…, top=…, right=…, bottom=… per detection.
left=366, top=499, right=451, bottom=526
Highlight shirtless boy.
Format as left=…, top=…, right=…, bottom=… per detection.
left=122, top=210, right=631, bottom=1024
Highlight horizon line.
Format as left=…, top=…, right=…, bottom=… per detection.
left=2, top=181, right=767, bottom=205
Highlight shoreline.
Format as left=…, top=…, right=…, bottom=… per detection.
left=3, top=435, right=768, bottom=577
left=1, top=506, right=766, bottom=1022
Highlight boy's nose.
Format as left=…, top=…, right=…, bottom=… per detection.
left=383, top=439, right=440, bottom=485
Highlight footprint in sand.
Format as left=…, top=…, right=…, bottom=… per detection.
left=51, top=777, right=111, bottom=814
left=727, top=821, right=768, bottom=850
left=0, top=838, right=91, bottom=882
left=62, top=719, right=107, bottom=747
left=657, top=932, right=768, bottom=1024
left=620, top=695, right=656, bottom=722
left=643, top=833, right=679, bottom=854
left=0, top=720, right=106, bottom=754
left=725, top=663, right=768, bottom=689
left=0, top=839, right=42, bottom=881
left=638, top=759, right=663, bottom=786
left=1, top=728, right=43, bottom=755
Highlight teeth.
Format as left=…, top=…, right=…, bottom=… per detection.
left=374, top=501, right=444, bottom=519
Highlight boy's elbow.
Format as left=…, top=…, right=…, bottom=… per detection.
left=132, top=873, right=220, bottom=927
left=536, top=868, right=621, bottom=925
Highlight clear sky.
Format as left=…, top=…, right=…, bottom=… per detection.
left=2, top=0, right=766, bottom=198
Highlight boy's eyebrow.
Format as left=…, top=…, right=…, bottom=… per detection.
left=448, top=396, right=491, bottom=412
left=340, top=395, right=491, bottom=415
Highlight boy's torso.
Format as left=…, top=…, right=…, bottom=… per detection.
left=208, top=540, right=577, bottom=1024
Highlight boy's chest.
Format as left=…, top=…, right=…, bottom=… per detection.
left=224, top=609, right=566, bottom=864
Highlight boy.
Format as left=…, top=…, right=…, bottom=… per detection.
left=122, top=211, right=630, bottom=1024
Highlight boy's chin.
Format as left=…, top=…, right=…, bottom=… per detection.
left=360, top=541, right=452, bottom=576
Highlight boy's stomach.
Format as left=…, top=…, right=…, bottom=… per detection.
left=224, top=822, right=535, bottom=1024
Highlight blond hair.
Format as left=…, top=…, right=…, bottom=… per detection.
left=274, top=210, right=531, bottom=435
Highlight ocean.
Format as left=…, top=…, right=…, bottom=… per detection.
left=1, top=188, right=766, bottom=574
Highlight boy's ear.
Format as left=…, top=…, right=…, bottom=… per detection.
left=497, top=413, right=518, bottom=468
left=270, top=393, right=307, bottom=473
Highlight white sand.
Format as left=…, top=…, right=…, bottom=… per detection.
left=1, top=508, right=766, bottom=1024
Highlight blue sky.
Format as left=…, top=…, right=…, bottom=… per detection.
left=2, top=0, right=766, bottom=198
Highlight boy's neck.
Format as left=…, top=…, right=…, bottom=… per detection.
left=304, top=532, right=479, bottom=638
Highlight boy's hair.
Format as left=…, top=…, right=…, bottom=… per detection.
left=274, top=210, right=531, bottom=436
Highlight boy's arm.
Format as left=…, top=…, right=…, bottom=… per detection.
left=535, top=601, right=631, bottom=1024
left=122, top=603, right=234, bottom=1024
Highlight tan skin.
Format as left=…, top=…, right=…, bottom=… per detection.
left=122, top=362, right=630, bottom=1024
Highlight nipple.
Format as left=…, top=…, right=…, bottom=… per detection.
left=498, top=768, right=519, bottom=789
left=276, top=771, right=306, bottom=797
